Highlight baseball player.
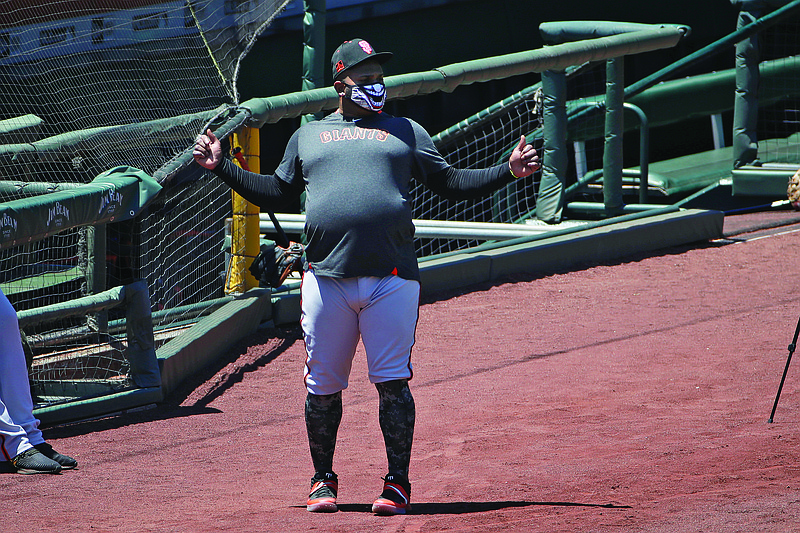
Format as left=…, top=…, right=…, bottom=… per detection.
left=1, top=288, right=77, bottom=474
left=193, top=38, right=540, bottom=514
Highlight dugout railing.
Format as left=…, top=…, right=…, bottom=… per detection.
left=17, top=280, right=162, bottom=425
left=0, top=166, right=163, bottom=424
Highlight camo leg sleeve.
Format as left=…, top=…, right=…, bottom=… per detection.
left=376, top=379, right=415, bottom=478
left=305, top=391, right=342, bottom=474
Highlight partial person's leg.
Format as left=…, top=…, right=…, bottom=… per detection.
left=375, top=379, right=415, bottom=478
left=358, top=275, right=419, bottom=514
left=359, top=275, right=419, bottom=387
left=305, top=391, right=342, bottom=475
left=0, top=288, right=42, bottom=446
left=0, top=397, right=33, bottom=463
left=301, top=271, right=361, bottom=396
left=300, top=271, right=361, bottom=512
left=304, top=391, right=342, bottom=512
left=0, top=400, right=61, bottom=474
left=372, top=378, right=415, bottom=515
left=0, top=288, right=77, bottom=470
left=359, top=276, right=419, bottom=473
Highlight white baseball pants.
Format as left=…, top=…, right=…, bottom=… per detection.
left=301, top=271, right=420, bottom=395
left=0, top=288, right=42, bottom=461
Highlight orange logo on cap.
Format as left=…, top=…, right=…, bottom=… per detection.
left=335, top=60, right=345, bottom=73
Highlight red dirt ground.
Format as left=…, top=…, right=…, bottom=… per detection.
left=6, top=209, right=800, bottom=532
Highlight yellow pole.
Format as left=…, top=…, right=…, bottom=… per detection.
left=226, top=127, right=261, bottom=293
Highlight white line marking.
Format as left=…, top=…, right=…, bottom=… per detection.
left=729, top=226, right=800, bottom=243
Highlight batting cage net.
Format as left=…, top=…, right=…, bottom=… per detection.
left=0, top=0, right=289, bottom=408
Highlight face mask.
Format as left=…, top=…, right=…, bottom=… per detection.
left=344, top=81, right=386, bottom=112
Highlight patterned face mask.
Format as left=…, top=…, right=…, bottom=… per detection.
left=344, top=81, right=386, bottom=112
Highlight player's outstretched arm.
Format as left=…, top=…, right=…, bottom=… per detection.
left=508, top=135, right=541, bottom=178
left=425, top=135, right=542, bottom=200
left=193, top=129, right=300, bottom=210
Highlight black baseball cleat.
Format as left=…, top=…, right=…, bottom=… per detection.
left=372, top=474, right=411, bottom=515
left=11, top=448, right=62, bottom=474
left=307, top=472, right=338, bottom=512
left=34, top=443, right=77, bottom=470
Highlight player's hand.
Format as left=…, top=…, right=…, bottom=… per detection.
left=508, top=135, right=541, bottom=178
left=193, top=129, right=223, bottom=170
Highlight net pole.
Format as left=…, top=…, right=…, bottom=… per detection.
left=227, top=128, right=261, bottom=293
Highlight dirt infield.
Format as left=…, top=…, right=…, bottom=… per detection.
left=6, top=210, right=800, bottom=532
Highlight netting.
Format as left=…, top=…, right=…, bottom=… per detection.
left=1, top=230, right=83, bottom=312
left=413, top=90, right=543, bottom=257
left=22, top=314, right=132, bottom=408
left=411, top=61, right=609, bottom=258
left=138, top=177, right=230, bottom=315
left=0, top=0, right=290, bottom=407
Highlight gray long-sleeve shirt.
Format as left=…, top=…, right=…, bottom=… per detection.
left=213, top=111, right=515, bottom=281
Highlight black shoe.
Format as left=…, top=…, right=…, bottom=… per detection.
left=306, top=472, right=338, bottom=512
left=372, top=474, right=411, bottom=515
left=34, top=443, right=77, bottom=470
left=11, top=448, right=62, bottom=474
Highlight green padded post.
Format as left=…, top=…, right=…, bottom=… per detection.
left=125, top=279, right=161, bottom=388
left=301, top=0, right=326, bottom=126
left=733, top=7, right=761, bottom=168
left=603, top=57, right=625, bottom=215
left=537, top=69, right=568, bottom=223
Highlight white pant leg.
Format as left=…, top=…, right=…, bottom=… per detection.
left=301, top=271, right=361, bottom=395
left=358, top=276, right=419, bottom=384
left=0, top=398, right=32, bottom=461
left=0, top=288, right=44, bottom=449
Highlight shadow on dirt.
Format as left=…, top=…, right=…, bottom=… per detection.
left=41, top=325, right=302, bottom=439
left=294, top=500, right=632, bottom=514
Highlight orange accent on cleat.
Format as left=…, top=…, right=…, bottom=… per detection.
left=307, top=479, right=338, bottom=513
left=372, top=480, right=411, bottom=515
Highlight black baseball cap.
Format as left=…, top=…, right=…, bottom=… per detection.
left=331, top=38, right=393, bottom=80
